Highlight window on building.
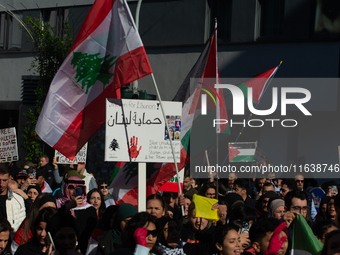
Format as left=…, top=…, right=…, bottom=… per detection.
left=0, top=12, right=22, bottom=50
left=0, top=13, right=6, bottom=49
left=41, top=8, right=69, bottom=37
left=260, top=0, right=285, bottom=37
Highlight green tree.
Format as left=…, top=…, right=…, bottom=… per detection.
left=22, top=17, right=73, bottom=161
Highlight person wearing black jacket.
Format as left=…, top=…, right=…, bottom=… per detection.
left=233, top=179, right=256, bottom=209
left=39, top=155, right=55, bottom=189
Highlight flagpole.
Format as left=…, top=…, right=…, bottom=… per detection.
left=150, top=73, right=185, bottom=216
left=129, top=0, right=147, bottom=212
left=125, top=0, right=182, bottom=213
left=220, top=62, right=282, bottom=167
left=214, top=18, right=219, bottom=199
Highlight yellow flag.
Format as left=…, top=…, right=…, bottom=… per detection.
left=192, top=194, right=219, bottom=223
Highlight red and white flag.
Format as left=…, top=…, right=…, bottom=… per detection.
left=36, top=0, right=152, bottom=159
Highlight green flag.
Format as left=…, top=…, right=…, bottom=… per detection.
left=292, top=214, right=323, bottom=255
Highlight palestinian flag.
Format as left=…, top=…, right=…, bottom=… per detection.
left=156, top=27, right=229, bottom=189
left=109, top=29, right=229, bottom=205
left=233, top=65, right=280, bottom=104
left=291, top=214, right=323, bottom=255
left=229, top=142, right=256, bottom=162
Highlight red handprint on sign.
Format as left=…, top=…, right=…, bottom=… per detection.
left=128, top=136, right=142, bottom=159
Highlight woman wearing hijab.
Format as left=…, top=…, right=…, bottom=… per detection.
left=269, top=199, right=285, bottom=220
left=26, top=185, right=41, bottom=203
left=97, top=203, right=137, bottom=255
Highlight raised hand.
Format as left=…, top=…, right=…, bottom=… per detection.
left=128, top=136, right=142, bottom=159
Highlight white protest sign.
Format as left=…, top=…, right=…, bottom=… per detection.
left=0, top=127, right=18, bottom=162
left=55, top=143, right=88, bottom=164
left=105, top=99, right=182, bottom=162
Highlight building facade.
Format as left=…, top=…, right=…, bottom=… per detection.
left=0, top=0, right=339, bottom=179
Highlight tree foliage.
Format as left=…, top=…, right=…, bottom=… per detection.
left=22, top=17, right=73, bottom=161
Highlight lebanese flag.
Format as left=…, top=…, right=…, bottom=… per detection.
left=109, top=29, right=229, bottom=206
left=35, top=0, right=152, bottom=159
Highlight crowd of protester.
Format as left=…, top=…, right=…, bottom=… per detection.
left=0, top=157, right=339, bottom=255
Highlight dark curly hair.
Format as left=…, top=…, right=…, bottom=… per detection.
left=249, top=216, right=280, bottom=244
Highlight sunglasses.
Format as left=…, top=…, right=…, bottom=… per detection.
left=100, top=185, right=108, bottom=189
left=147, top=230, right=158, bottom=238
left=296, top=180, right=304, bottom=183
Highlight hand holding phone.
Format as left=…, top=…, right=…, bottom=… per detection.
left=46, top=231, right=55, bottom=250
left=75, top=188, right=82, bottom=197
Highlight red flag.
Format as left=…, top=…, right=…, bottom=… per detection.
left=36, top=0, right=152, bottom=159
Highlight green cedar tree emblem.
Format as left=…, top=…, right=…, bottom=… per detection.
left=71, top=52, right=117, bottom=94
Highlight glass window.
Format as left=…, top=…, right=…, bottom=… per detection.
left=0, top=12, right=23, bottom=50
left=9, top=13, right=22, bottom=49
left=41, top=8, right=69, bottom=37
left=0, top=13, right=6, bottom=49
left=260, top=0, right=285, bottom=36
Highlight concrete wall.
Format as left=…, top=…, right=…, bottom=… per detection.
left=0, top=53, right=33, bottom=104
